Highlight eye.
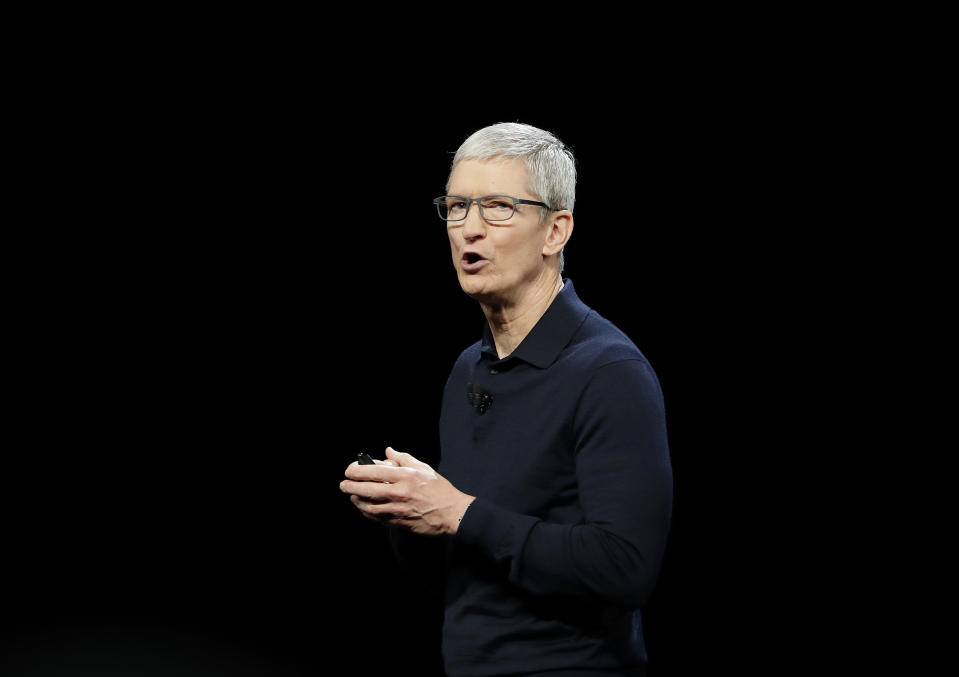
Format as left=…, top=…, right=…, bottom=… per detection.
left=482, top=198, right=513, bottom=212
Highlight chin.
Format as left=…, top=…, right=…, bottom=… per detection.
left=458, top=277, right=483, bottom=298
left=458, top=275, right=494, bottom=301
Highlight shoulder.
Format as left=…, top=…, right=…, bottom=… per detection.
left=570, top=314, right=668, bottom=426
left=569, top=308, right=652, bottom=372
left=443, top=340, right=482, bottom=386
left=452, top=340, right=482, bottom=367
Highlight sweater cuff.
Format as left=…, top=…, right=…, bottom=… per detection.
left=454, top=497, right=539, bottom=565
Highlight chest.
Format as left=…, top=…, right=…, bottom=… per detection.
left=438, top=359, right=587, bottom=517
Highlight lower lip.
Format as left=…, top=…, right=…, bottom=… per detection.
left=461, top=258, right=489, bottom=273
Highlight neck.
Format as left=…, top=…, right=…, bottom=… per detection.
left=481, top=273, right=564, bottom=359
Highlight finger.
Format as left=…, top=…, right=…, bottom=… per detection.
left=352, top=494, right=393, bottom=511
left=351, top=495, right=410, bottom=523
left=385, top=446, right=432, bottom=471
left=340, top=479, right=398, bottom=501
left=350, top=495, right=390, bottom=512
left=350, top=495, right=386, bottom=521
left=344, top=464, right=407, bottom=482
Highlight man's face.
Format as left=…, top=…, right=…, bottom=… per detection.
left=446, top=158, right=551, bottom=304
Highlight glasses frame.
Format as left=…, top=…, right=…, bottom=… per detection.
left=433, top=194, right=554, bottom=223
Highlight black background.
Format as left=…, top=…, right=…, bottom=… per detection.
left=5, top=2, right=940, bottom=675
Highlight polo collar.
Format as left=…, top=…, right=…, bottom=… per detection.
left=478, top=279, right=590, bottom=369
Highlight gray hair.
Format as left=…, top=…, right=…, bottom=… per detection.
left=446, top=122, right=576, bottom=273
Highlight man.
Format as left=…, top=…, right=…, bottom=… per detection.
left=340, top=122, right=672, bottom=676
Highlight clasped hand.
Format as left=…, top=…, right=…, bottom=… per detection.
left=340, top=447, right=474, bottom=537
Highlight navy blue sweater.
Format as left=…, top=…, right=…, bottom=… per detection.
left=392, top=280, right=672, bottom=676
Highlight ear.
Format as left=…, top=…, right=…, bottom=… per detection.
left=542, top=210, right=574, bottom=257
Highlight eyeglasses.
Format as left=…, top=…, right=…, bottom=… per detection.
left=432, top=194, right=553, bottom=222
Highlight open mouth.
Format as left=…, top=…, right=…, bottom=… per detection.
left=461, top=252, right=489, bottom=272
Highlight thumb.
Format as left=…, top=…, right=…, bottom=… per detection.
left=385, top=446, right=431, bottom=471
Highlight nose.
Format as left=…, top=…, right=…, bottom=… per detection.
left=460, top=202, right=488, bottom=241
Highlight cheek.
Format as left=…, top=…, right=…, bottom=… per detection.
left=499, top=234, right=540, bottom=265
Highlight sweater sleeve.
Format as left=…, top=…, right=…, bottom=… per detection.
left=454, top=358, right=673, bottom=608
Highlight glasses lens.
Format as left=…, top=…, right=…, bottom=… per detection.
left=434, top=196, right=517, bottom=221
left=436, top=196, right=466, bottom=221
left=480, top=196, right=515, bottom=221
left=446, top=196, right=468, bottom=220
